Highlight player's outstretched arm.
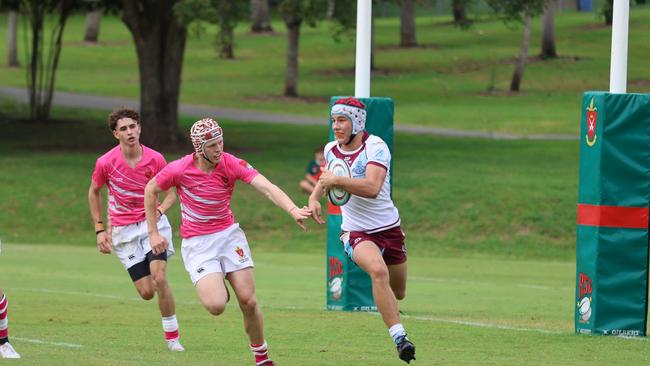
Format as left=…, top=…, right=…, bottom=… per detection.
left=250, top=174, right=312, bottom=231
left=144, top=179, right=169, bottom=255
left=307, top=181, right=326, bottom=225
left=88, top=182, right=112, bottom=254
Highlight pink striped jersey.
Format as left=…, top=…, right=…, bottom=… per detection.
left=155, top=152, right=259, bottom=238
left=91, top=145, right=167, bottom=227
left=324, top=132, right=400, bottom=233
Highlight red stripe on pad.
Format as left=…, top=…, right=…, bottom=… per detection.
left=577, top=204, right=649, bottom=229
left=0, top=329, right=7, bottom=338
left=327, top=201, right=342, bottom=215
left=164, top=329, right=179, bottom=340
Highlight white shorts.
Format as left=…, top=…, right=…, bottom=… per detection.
left=111, top=215, right=175, bottom=270
left=181, top=223, right=254, bottom=285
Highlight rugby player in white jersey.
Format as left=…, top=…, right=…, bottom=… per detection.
left=307, top=97, right=416, bottom=363
left=88, top=108, right=184, bottom=352
left=144, top=118, right=311, bottom=366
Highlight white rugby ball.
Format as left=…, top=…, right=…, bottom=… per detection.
left=326, top=158, right=351, bottom=206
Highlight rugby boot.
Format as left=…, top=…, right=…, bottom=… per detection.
left=0, top=342, right=20, bottom=359
left=396, top=336, right=416, bottom=364
left=167, top=339, right=185, bottom=352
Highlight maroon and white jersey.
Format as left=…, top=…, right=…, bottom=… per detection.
left=324, top=132, right=400, bottom=233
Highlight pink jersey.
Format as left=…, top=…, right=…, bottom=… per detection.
left=92, top=145, right=167, bottom=227
left=155, top=152, right=259, bottom=238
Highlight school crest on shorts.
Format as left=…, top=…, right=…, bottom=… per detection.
left=235, top=246, right=249, bottom=263
left=585, top=98, right=598, bottom=147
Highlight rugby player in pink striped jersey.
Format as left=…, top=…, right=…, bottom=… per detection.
left=145, top=118, right=311, bottom=366
left=88, top=108, right=184, bottom=352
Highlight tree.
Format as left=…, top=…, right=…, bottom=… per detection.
left=84, top=10, right=102, bottom=43
left=399, top=0, right=417, bottom=47
left=21, top=0, right=77, bottom=121
left=601, top=0, right=613, bottom=26
left=540, top=0, right=557, bottom=59
left=250, top=0, right=273, bottom=32
left=176, top=0, right=246, bottom=59
left=452, top=0, right=473, bottom=28
left=277, top=0, right=328, bottom=97
left=121, top=0, right=187, bottom=148
left=487, top=0, right=546, bottom=92
left=276, top=0, right=355, bottom=97
left=7, top=5, right=20, bottom=67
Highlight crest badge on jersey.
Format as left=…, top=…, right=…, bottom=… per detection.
left=585, top=98, right=598, bottom=147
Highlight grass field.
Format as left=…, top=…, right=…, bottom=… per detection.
left=0, top=103, right=602, bottom=363
left=3, top=6, right=650, bottom=364
left=1, top=7, right=650, bottom=135
left=0, top=103, right=579, bottom=260
left=2, top=243, right=650, bottom=366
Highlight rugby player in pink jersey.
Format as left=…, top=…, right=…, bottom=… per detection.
left=87, top=108, right=184, bottom=352
left=307, top=97, right=416, bottom=363
left=144, top=118, right=310, bottom=366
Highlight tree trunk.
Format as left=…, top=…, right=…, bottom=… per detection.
left=510, top=11, right=532, bottom=92
left=540, top=0, right=557, bottom=59
left=326, top=0, right=336, bottom=19
left=251, top=0, right=273, bottom=33
left=84, top=10, right=102, bottom=43
left=400, top=0, right=417, bottom=47
left=603, top=0, right=613, bottom=25
left=218, top=24, right=235, bottom=59
left=122, top=0, right=187, bottom=150
left=23, top=0, right=74, bottom=121
left=7, top=11, right=19, bottom=67
left=452, top=0, right=467, bottom=25
left=284, top=21, right=301, bottom=97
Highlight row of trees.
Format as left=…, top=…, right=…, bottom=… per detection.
left=0, top=0, right=618, bottom=148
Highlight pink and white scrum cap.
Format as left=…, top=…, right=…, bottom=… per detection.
left=331, top=97, right=367, bottom=134
left=190, top=118, right=223, bottom=154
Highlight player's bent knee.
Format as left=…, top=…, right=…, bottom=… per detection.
left=204, top=301, right=227, bottom=316
left=368, top=265, right=390, bottom=282
left=237, top=296, right=258, bottom=313
left=151, top=272, right=168, bottom=289
left=138, top=289, right=155, bottom=300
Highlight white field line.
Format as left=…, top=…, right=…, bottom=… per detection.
left=400, top=314, right=561, bottom=335
left=16, top=287, right=645, bottom=341
left=410, top=276, right=573, bottom=291
left=12, top=337, right=82, bottom=349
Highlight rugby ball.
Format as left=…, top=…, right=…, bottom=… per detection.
left=326, top=158, right=351, bottom=206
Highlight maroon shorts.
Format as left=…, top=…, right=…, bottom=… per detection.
left=348, top=226, right=407, bottom=265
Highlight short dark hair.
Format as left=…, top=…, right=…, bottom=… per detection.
left=109, top=108, right=140, bottom=131
left=315, top=144, right=326, bottom=154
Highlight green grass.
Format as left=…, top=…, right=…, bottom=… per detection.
left=2, top=243, right=650, bottom=366
left=1, top=9, right=650, bottom=135
left=0, top=103, right=578, bottom=261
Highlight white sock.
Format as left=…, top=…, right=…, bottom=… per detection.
left=389, top=323, right=407, bottom=344
left=162, top=315, right=179, bottom=340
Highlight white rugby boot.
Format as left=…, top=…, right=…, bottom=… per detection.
left=0, top=342, right=21, bottom=359
left=166, top=339, right=185, bottom=352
